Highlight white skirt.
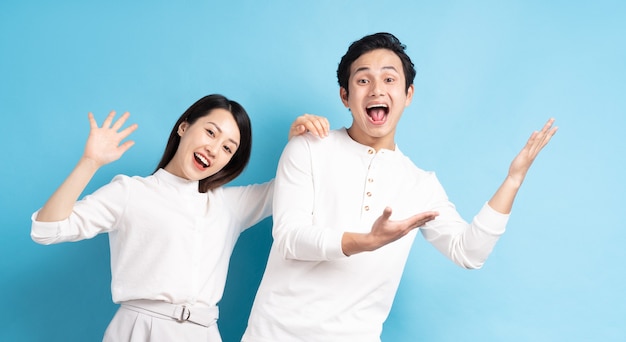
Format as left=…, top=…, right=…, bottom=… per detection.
left=102, top=304, right=222, bottom=342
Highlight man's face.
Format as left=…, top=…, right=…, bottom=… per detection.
left=341, top=48, right=414, bottom=151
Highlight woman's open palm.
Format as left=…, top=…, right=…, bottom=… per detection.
left=84, top=111, right=138, bottom=167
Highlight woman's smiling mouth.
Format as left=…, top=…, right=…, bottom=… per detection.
left=194, top=152, right=211, bottom=168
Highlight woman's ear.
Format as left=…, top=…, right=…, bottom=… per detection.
left=177, top=122, right=189, bottom=136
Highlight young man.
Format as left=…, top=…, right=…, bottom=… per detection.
left=242, top=32, right=557, bottom=342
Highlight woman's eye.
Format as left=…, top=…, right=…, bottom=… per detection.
left=206, top=129, right=215, bottom=137
left=224, top=146, right=232, bottom=154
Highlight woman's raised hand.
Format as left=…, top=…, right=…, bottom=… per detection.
left=84, top=111, right=138, bottom=167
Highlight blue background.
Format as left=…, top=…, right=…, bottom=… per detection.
left=1, top=1, right=624, bottom=341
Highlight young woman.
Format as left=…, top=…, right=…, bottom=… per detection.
left=31, top=94, right=329, bottom=341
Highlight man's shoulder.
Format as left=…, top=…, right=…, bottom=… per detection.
left=392, top=151, right=436, bottom=178
left=310, top=127, right=347, bottom=141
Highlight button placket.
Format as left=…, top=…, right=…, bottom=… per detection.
left=362, top=149, right=379, bottom=214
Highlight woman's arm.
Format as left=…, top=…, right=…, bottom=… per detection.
left=36, top=111, right=137, bottom=222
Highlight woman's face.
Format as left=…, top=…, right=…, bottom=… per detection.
left=165, top=108, right=240, bottom=181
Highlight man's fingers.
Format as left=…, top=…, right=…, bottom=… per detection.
left=408, top=211, right=439, bottom=228
left=381, top=207, right=393, bottom=220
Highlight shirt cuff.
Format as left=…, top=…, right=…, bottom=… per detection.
left=325, top=229, right=349, bottom=260
left=473, top=202, right=509, bottom=235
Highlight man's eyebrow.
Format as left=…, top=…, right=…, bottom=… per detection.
left=382, top=66, right=399, bottom=72
left=354, top=65, right=399, bottom=74
left=207, top=121, right=239, bottom=147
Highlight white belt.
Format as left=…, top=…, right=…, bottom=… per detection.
left=122, top=300, right=219, bottom=327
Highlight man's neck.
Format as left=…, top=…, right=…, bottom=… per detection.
left=346, top=127, right=396, bottom=151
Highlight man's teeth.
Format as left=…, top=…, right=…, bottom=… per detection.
left=367, top=104, right=388, bottom=109
left=195, top=153, right=209, bottom=167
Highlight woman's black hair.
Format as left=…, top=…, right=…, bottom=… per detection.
left=337, top=32, right=416, bottom=96
left=154, top=94, right=252, bottom=193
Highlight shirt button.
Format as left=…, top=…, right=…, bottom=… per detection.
left=366, top=192, right=372, bottom=197
left=364, top=206, right=370, bottom=211
left=368, top=178, right=373, bottom=183
left=368, top=149, right=374, bottom=154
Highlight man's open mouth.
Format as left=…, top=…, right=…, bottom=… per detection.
left=366, top=104, right=389, bottom=123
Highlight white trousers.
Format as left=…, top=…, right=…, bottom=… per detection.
left=102, top=305, right=222, bottom=342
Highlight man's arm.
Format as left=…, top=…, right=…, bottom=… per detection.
left=488, top=118, right=557, bottom=214
left=342, top=118, right=557, bottom=257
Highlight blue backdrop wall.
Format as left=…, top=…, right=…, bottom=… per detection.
left=1, top=1, right=624, bottom=341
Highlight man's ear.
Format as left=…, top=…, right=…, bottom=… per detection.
left=405, top=84, right=415, bottom=107
left=340, top=87, right=350, bottom=108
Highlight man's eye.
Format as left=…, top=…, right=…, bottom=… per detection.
left=357, top=79, right=368, bottom=84
left=385, top=77, right=394, bottom=83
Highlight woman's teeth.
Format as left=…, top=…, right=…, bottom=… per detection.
left=194, top=153, right=209, bottom=167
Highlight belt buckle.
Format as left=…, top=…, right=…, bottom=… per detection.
left=177, top=305, right=191, bottom=322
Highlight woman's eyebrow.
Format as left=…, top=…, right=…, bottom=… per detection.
left=207, top=121, right=239, bottom=147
